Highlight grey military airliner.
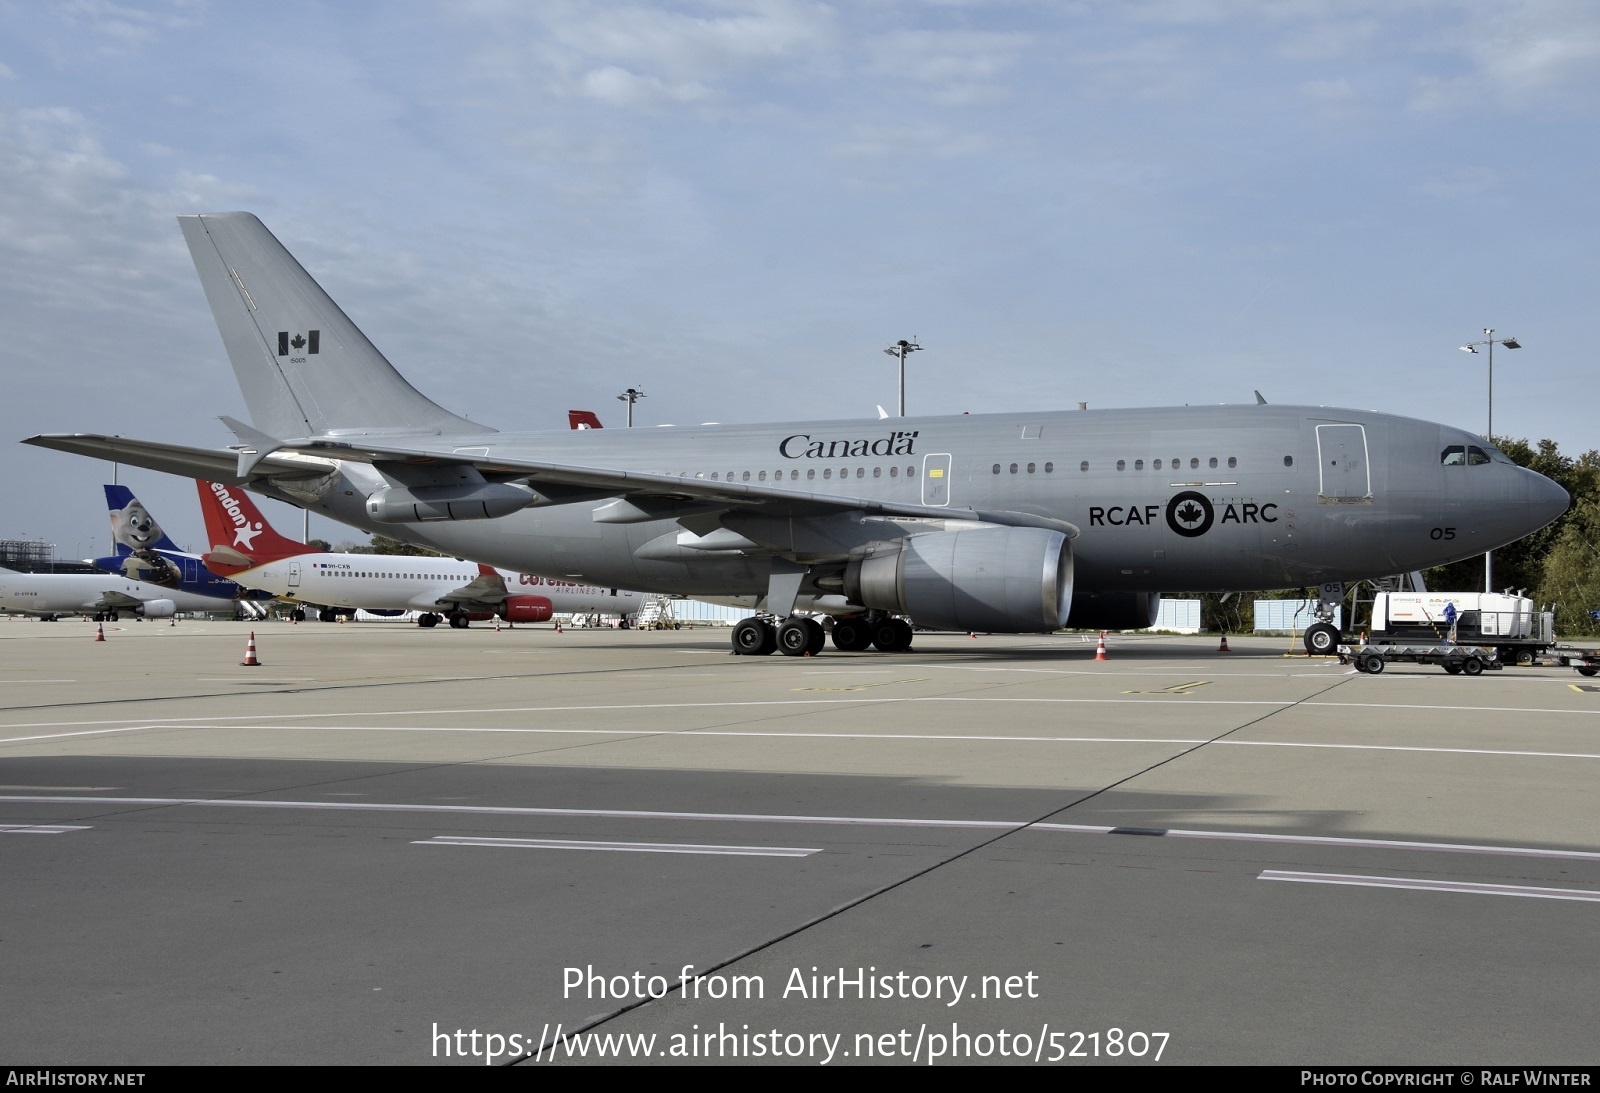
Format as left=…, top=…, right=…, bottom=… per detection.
left=26, top=213, right=1569, bottom=656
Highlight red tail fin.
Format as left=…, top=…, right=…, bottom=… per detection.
left=568, top=410, right=603, bottom=430
left=196, top=480, right=309, bottom=574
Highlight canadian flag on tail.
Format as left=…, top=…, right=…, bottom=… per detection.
left=195, top=481, right=310, bottom=575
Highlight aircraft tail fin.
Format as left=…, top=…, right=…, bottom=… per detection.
left=568, top=410, right=604, bottom=430
left=196, top=480, right=308, bottom=575
left=104, top=485, right=183, bottom=556
left=178, top=212, right=493, bottom=441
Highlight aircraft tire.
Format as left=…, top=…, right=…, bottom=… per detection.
left=1461, top=657, right=1484, bottom=676
left=1578, top=667, right=1598, bottom=677
left=1304, top=623, right=1340, bottom=656
left=776, top=617, right=824, bottom=657
left=871, top=618, right=914, bottom=653
left=290, top=609, right=306, bottom=623
left=731, top=617, right=776, bottom=656
left=830, top=618, right=873, bottom=652
left=449, top=612, right=468, bottom=629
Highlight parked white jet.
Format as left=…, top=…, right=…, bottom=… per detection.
left=196, top=480, right=643, bottom=627
left=0, top=567, right=226, bottom=621
left=25, top=213, right=1571, bottom=656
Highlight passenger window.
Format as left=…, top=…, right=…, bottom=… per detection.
left=1080, top=461, right=1089, bottom=472
left=1228, top=457, right=1237, bottom=469
left=1189, top=458, right=1199, bottom=470
left=1116, top=460, right=1125, bottom=471
left=1209, top=457, right=1218, bottom=469
left=823, top=468, right=832, bottom=479
left=1284, top=455, right=1293, bottom=467
left=1153, top=459, right=1162, bottom=470
left=1027, top=463, right=1035, bottom=473
left=1441, top=446, right=1466, bottom=466
left=993, top=464, right=1001, bottom=475
left=1134, top=459, right=1143, bottom=470
left=1010, top=463, right=1018, bottom=474
left=1044, top=462, right=1053, bottom=473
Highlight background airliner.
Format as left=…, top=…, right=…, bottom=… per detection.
left=0, top=567, right=225, bottom=622
left=196, top=480, right=643, bottom=627
left=93, top=484, right=274, bottom=606
left=26, top=213, right=1571, bottom=656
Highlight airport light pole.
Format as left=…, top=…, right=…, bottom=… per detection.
left=616, top=387, right=646, bottom=428
left=882, top=339, right=921, bottom=417
left=1459, top=329, right=1522, bottom=593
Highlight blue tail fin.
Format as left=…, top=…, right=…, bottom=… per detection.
left=104, top=485, right=183, bottom=556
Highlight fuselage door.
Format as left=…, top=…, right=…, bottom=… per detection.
left=1316, top=424, right=1371, bottom=503
left=922, top=453, right=952, bottom=507
left=288, top=561, right=301, bottom=588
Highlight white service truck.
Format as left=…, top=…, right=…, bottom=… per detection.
left=1367, top=592, right=1555, bottom=665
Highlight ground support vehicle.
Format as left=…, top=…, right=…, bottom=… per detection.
left=1338, top=642, right=1503, bottom=676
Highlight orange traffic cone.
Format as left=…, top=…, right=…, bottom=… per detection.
left=494, top=616, right=501, bottom=631
left=555, top=620, right=563, bottom=635
left=241, top=631, right=262, bottom=667
left=94, top=623, right=106, bottom=642
left=1218, top=633, right=1230, bottom=653
left=1095, top=631, right=1109, bottom=661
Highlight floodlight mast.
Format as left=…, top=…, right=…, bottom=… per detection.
left=882, top=339, right=922, bottom=417
left=1458, top=328, right=1522, bottom=593
left=616, top=387, right=647, bottom=428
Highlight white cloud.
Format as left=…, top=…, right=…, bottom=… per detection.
left=575, top=65, right=717, bottom=107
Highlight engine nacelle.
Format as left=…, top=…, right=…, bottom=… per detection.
left=844, top=528, right=1073, bottom=633
left=138, top=598, right=177, bottom=618
left=1064, top=592, right=1161, bottom=631
left=365, top=483, right=536, bottom=523
left=499, top=595, right=554, bottom=623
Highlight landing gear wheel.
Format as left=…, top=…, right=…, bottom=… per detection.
left=1360, top=654, right=1386, bottom=675
left=449, top=612, right=469, bottom=629
left=1304, top=622, right=1340, bottom=656
left=731, top=617, right=776, bottom=656
left=871, top=617, right=914, bottom=653
left=777, top=617, right=825, bottom=657
left=417, top=613, right=440, bottom=628
left=830, top=617, right=873, bottom=652
left=1461, top=657, right=1484, bottom=676
left=1578, top=667, right=1598, bottom=677
left=320, top=608, right=339, bottom=622
left=290, top=609, right=306, bottom=623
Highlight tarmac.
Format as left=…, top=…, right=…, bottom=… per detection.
left=3, top=616, right=1598, bottom=1066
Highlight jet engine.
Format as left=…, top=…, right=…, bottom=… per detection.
left=499, top=595, right=554, bottom=623
left=843, top=528, right=1072, bottom=633
left=1064, top=592, right=1161, bottom=631
left=138, top=598, right=177, bottom=618
left=364, top=483, right=536, bottom=523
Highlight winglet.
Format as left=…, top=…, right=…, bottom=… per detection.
left=220, top=415, right=285, bottom=478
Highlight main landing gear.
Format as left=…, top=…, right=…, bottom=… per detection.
left=730, top=613, right=914, bottom=657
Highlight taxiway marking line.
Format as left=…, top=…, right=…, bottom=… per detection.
left=0, top=824, right=92, bottom=834
left=10, top=693, right=1600, bottom=736
left=13, top=723, right=1600, bottom=764
left=417, top=836, right=819, bottom=857
left=6, top=795, right=1600, bottom=863
left=1259, top=870, right=1600, bottom=902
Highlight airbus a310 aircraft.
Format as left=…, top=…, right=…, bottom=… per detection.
left=26, top=213, right=1570, bottom=656
left=195, top=479, right=643, bottom=626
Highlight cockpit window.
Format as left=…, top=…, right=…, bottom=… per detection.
left=1467, top=446, right=1491, bottom=466
left=1441, top=445, right=1465, bottom=466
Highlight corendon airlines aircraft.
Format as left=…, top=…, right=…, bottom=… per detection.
left=26, top=213, right=1570, bottom=656
left=196, top=480, right=643, bottom=627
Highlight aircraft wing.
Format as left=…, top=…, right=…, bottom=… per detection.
left=24, top=434, right=334, bottom=484
left=278, top=438, right=1081, bottom=537
left=436, top=569, right=510, bottom=609
left=26, top=432, right=1079, bottom=537
left=94, top=590, right=149, bottom=610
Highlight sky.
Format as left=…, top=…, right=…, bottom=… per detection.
left=2, top=0, right=1597, bottom=559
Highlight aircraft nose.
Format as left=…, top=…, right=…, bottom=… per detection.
left=1529, top=470, right=1571, bottom=528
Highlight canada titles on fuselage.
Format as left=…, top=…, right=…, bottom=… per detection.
left=779, top=430, right=919, bottom=460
